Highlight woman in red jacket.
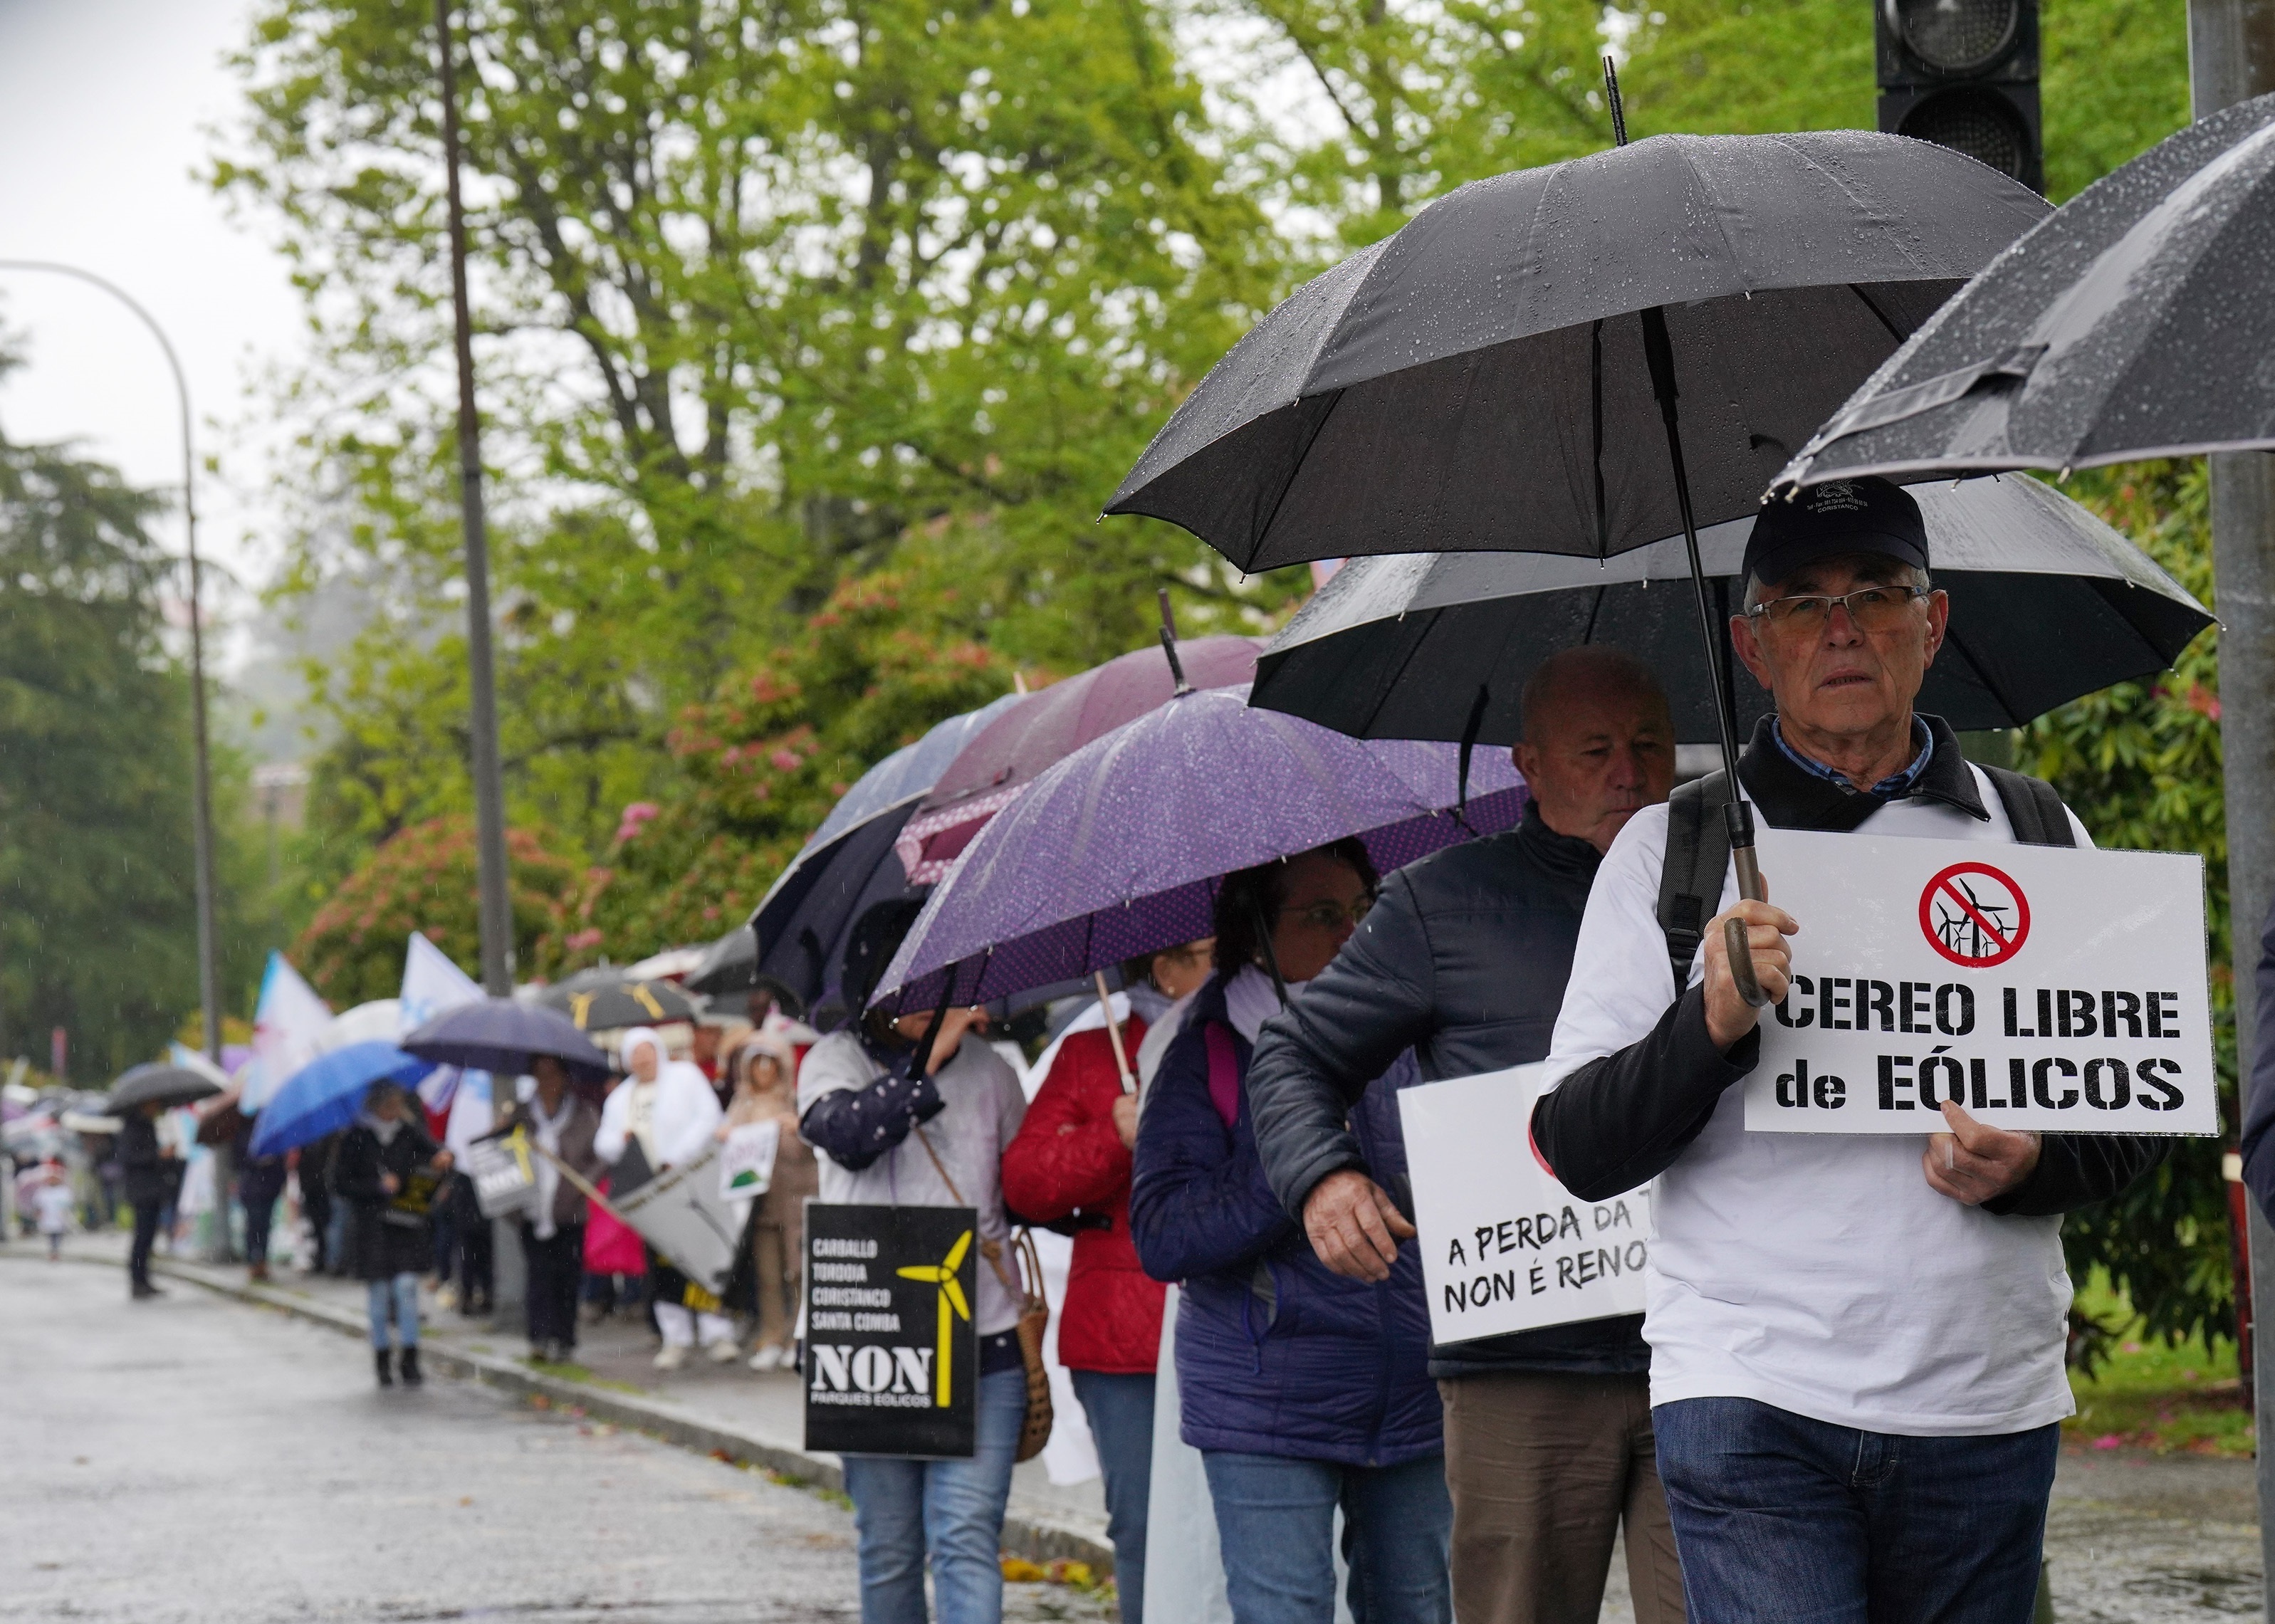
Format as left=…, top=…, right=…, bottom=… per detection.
left=1001, top=938, right=1211, bottom=1624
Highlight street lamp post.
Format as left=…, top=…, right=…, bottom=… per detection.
left=0, top=261, right=224, bottom=1067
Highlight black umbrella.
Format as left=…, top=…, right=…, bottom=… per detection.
left=105, top=1064, right=223, bottom=1114
left=1254, top=476, right=2212, bottom=744
left=746, top=695, right=1023, bottom=1010
left=1109, top=91, right=2048, bottom=1001
left=684, top=926, right=758, bottom=997
left=401, top=1000, right=612, bottom=1081
left=535, top=975, right=700, bottom=1031
left=1775, top=92, right=2275, bottom=489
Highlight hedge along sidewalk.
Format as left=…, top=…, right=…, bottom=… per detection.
left=87, top=1240, right=1112, bottom=1571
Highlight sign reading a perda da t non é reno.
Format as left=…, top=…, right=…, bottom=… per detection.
left=803, top=1203, right=978, bottom=1458
left=1742, top=828, right=2216, bottom=1136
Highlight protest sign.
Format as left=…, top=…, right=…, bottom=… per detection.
left=1743, top=828, right=2217, bottom=1136
left=1398, top=1064, right=1651, bottom=1345
left=466, top=1128, right=539, bottom=1220
left=607, top=1141, right=743, bottom=1294
left=804, top=1203, right=979, bottom=1458
left=720, top=1120, right=780, bottom=1200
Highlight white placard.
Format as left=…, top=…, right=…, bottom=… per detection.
left=721, top=1120, right=782, bottom=1200
left=1398, top=1064, right=1651, bottom=1346
left=1743, top=828, right=2216, bottom=1136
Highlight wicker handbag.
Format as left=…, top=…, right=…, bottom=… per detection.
left=917, top=1128, right=1055, bottom=1460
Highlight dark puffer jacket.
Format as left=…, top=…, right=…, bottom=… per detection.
left=1247, top=804, right=1650, bottom=1380
left=1131, top=971, right=1440, bottom=1467
left=332, top=1120, right=448, bottom=1282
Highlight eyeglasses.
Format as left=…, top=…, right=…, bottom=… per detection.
left=1744, top=585, right=1928, bottom=634
left=1287, top=894, right=1376, bottom=932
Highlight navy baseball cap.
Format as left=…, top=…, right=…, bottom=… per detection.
left=1745, top=477, right=1930, bottom=588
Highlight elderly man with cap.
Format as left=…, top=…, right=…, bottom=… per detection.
left=1534, top=477, right=2166, bottom=1624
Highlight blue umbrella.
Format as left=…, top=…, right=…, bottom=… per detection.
left=250, top=1042, right=436, bottom=1158
left=401, top=1000, right=612, bottom=1081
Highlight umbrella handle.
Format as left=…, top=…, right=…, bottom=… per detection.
left=1724, top=804, right=1773, bottom=1010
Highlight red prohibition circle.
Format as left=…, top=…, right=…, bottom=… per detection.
left=1918, top=861, right=2031, bottom=968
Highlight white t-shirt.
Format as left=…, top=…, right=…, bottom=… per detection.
left=797, top=1031, right=1030, bottom=1337
left=1543, top=765, right=2091, bottom=1437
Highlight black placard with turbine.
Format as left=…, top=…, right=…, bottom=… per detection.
left=802, top=1203, right=980, bottom=1459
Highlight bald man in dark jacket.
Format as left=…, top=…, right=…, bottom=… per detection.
left=1249, top=648, right=1686, bottom=1624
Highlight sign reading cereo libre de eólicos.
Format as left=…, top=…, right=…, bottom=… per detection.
left=1743, top=827, right=2217, bottom=1136
left=1400, top=1064, right=1651, bottom=1346
left=803, top=1203, right=979, bottom=1458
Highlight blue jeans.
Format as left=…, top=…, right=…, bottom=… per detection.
left=1071, top=1371, right=1156, bottom=1624
left=366, top=1273, right=422, bottom=1350
left=1653, top=1398, right=2059, bottom=1624
left=1201, top=1450, right=1453, bottom=1624
left=841, top=1365, right=1025, bottom=1623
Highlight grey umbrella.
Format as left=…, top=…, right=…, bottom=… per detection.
left=105, top=1064, right=223, bottom=1115
left=1252, top=476, right=2212, bottom=745
left=1774, top=93, right=2275, bottom=488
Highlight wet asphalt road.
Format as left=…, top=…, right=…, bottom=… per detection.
left=0, top=1254, right=1110, bottom=1624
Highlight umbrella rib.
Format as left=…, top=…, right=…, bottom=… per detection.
left=1846, top=283, right=1908, bottom=344
left=1250, top=389, right=1348, bottom=565
left=1591, top=320, right=1609, bottom=557
left=1939, top=613, right=2026, bottom=723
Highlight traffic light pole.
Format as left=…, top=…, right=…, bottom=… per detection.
left=2187, top=0, right=2275, bottom=1603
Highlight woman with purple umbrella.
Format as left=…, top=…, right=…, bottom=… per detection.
left=1129, top=839, right=1450, bottom=1624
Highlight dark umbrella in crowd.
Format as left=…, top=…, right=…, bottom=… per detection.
left=738, top=693, right=1025, bottom=1008
left=1106, top=113, right=2047, bottom=1000
left=104, top=1064, right=224, bottom=1115
left=869, top=684, right=1529, bottom=1011
left=1253, top=475, right=2212, bottom=746
left=1774, top=92, right=2275, bottom=489
left=894, top=634, right=1261, bottom=884
left=401, top=1000, right=612, bottom=1081
left=535, top=975, right=701, bottom=1031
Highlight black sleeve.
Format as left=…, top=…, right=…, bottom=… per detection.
left=799, top=1068, right=946, bottom=1172
left=1249, top=876, right=1440, bottom=1220
left=1982, top=1133, right=2170, bottom=1217
left=1529, top=987, right=1759, bottom=1201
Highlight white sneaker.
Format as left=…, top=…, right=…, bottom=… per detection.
left=747, top=1343, right=786, bottom=1373
left=654, top=1343, right=691, bottom=1371
left=704, top=1338, right=741, bottom=1365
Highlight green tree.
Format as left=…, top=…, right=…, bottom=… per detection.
left=0, top=367, right=219, bottom=1074
left=545, top=570, right=1013, bottom=964
left=293, top=815, right=585, bottom=1005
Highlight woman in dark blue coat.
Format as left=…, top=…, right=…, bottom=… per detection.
left=1131, top=840, right=1450, bottom=1624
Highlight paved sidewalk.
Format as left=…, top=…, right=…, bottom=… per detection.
left=63, top=1234, right=1112, bottom=1570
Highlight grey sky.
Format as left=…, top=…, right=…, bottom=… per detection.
left=0, top=0, right=300, bottom=622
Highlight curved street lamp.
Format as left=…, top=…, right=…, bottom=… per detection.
left=0, top=261, right=223, bottom=1064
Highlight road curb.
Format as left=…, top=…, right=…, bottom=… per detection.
left=137, top=1252, right=1112, bottom=1571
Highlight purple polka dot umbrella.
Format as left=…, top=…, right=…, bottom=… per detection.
left=870, top=684, right=1527, bottom=1010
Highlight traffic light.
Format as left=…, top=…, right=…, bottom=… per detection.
left=1876, top=0, right=2043, bottom=194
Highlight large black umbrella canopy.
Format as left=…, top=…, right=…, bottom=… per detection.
left=535, top=975, right=700, bottom=1031
left=1252, top=476, right=2212, bottom=745
left=1107, top=131, right=2049, bottom=573
left=402, top=1000, right=612, bottom=1082
left=105, top=1064, right=224, bottom=1115
left=1776, top=93, right=2275, bottom=489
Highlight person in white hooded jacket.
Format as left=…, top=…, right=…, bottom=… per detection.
left=596, top=1026, right=731, bottom=1368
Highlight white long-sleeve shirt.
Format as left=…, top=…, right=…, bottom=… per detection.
left=1543, top=767, right=2090, bottom=1437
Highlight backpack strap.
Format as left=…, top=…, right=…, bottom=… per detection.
left=1203, top=1022, right=1242, bottom=1130
left=1982, top=765, right=2078, bottom=848
left=1657, top=771, right=1735, bottom=995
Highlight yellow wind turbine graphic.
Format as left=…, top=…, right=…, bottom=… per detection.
left=896, top=1229, right=973, bottom=1408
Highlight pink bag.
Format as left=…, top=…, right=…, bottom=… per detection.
left=582, top=1175, right=648, bottom=1275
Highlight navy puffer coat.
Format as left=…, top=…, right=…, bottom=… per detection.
left=1130, top=970, right=1441, bottom=1467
